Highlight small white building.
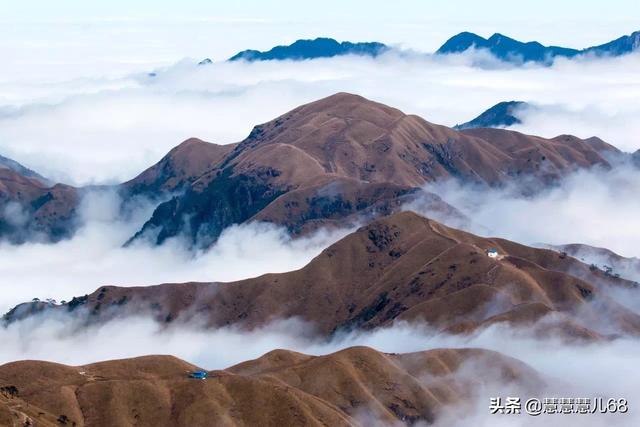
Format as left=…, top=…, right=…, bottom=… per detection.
left=487, top=248, right=499, bottom=258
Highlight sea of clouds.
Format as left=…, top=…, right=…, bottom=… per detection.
left=2, top=36, right=640, bottom=426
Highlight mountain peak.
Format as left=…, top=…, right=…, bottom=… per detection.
left=488, top=33, right=507, bottom=41
left=436, top=32, right=487, bottom=53
left=238, top=92, right=406, bottom=150
left=123, top=137, right=235, bottom=195
left=295, top=92, right=403, bottom=116
left=313, top=91, right=368, bottom=103
left=291, top=37, right=340, bottom=47
left=454, top=101, right=528, bottom=130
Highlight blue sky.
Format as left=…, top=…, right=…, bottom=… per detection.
left=2, top=0, right=639, bottom=48
left=2, top=0, right=638, bottom=24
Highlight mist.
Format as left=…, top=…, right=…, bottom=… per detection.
left=0, top=190, right=352, bottom=314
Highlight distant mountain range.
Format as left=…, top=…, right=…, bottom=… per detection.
left=203, top=31, right=639, bottom=65
left=228, top=37, right=388, bottom=62
left=437, top=30, right=640, bottom=64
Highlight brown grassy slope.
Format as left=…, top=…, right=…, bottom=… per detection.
left=0, top=168, right=78, bottom=242
left=0, top=168, right=47, bottom=199
left=215, top=92, right=617, bottom=188
left=11, top=211, right=640, bottom=339
left=0, top=347, right=543, bottom=427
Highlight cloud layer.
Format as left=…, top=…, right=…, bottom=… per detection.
left=1, top=51, right=639, bottom=184
left=407, top=161, right=640, bottom=260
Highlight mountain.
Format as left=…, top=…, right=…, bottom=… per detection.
left=9, top=211, right=640, bottom=339
left=121, top=138, right=236, bottom=197
left=437, top=30, right=640, bottom=64
left=0, top=347, right=543, bottom=426
left=0, top=158, right=78, bottom=244
left=126, top=93, right=617, bottom=248
left=228, top=37, right=389, bottom=61
left=454, top=101, right=528, bottom=130
left=0, top=154, right=49, bottom=184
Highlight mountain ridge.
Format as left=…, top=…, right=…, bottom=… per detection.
left=0, top=93, right=623, bottom=246
left=7, top=211, right=639, bottom=340
left=0, top=346, right=543, bottom=426
left=437, top=30, right=640, bottom=64
left=126, top=92, right=619, bottom=248
left=211, top=31, right=640, bottom=65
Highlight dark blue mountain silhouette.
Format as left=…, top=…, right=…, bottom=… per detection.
left=454, top=101, right=528, bottom=130
left=228, top=37, right=388, bottom=61
left=437, top=32, right=579, bottom=64
left=438, top=30, right=639, bottom=64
